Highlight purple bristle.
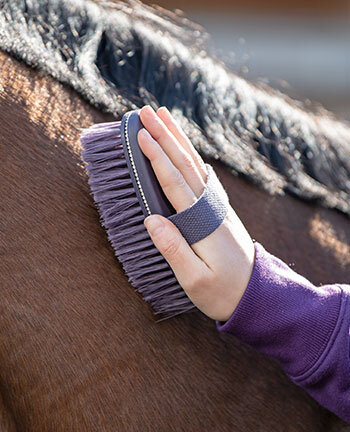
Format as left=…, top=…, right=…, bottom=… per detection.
left=80, top=121, right=195, bottom=319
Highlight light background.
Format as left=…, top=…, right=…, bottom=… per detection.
left=144, top=0, right=350, bottom=121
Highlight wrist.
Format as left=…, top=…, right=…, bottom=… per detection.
left=217, top=237, right=255, bottom=322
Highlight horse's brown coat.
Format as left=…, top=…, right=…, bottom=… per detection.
left=1, top=51, right=349, bottom=431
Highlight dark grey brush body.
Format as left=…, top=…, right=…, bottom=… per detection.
left=0, top=0, right=349, bottom=215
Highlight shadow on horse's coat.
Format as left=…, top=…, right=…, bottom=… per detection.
left=0, top=2, right=349, bottom=431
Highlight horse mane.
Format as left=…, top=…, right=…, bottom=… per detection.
left=1, top=0, right=349, bottom=215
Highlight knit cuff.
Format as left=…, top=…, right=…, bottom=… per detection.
left=216, top=242, right=342, bottom=378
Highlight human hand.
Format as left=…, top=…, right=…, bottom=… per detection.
left=137, top=105, right=255, bottom=322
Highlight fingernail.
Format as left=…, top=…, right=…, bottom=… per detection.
left=160, top=106, right=174, bottom=122
left=159, top=106, right=170, bottom=114
left=143, top=105, right=155, bottom=116
left=144, top=215, right=164, bottom=236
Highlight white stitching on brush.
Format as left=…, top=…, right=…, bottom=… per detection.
left=124, top=112, right=151, bottom=216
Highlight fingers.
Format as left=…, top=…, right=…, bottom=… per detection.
left=156, top=106, right=207, bottom=182
left=137, top=128, right=197, bottom=212
left=137, top=104, right=214, bottom=261
left=144, top=214, right=212, bottom=292
left=139, top=105, right=205, bottom=197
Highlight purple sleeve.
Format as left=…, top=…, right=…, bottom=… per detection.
left=216, top=242, right=350, bottom=423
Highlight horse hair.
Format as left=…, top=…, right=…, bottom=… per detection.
left=0, top=0, right=349, bottom=215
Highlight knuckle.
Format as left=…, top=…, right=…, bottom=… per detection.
left=162, top=235, right=182, bottom=259
left=182, top=152, right=196, bottom=171
left=163, top=168, right=186, bottom=191
left=172, top=168, right=186, bottom=187
left=195, top=153, right=206, bottom=170
left=185, top=273, right=208, bottom=294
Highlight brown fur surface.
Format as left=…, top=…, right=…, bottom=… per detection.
left=1, top=51, right=349, bottom=431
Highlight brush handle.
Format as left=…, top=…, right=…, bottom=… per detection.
left=122, top=110, right=230, bottom=245
left=121, top=109, right=175, bottom=217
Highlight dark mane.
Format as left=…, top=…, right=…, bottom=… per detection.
left=1, top=0, right=349, bottom=215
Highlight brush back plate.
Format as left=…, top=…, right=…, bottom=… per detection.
left=120, top=110, right=175, bottom=218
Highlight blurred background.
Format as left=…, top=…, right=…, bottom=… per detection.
left=144, top=0, right=350, bottom=121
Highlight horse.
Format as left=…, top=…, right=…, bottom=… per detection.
left=0, top=1, right=349, bottom=430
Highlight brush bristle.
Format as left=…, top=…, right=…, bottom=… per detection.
left=81, top=121, right=195, bottom=319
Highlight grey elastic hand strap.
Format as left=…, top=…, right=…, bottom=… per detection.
left=121, top=110, right=230, bottom=245
left=168, top=164, right=229, bottom=245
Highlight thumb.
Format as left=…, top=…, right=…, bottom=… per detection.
left=144, top=214, right=208, bottom=286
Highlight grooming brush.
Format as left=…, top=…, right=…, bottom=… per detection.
left=81, top=109, right=229, bottom=319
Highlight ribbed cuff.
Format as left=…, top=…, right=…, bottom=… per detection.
left=216, top=242, right=342, bottom=378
